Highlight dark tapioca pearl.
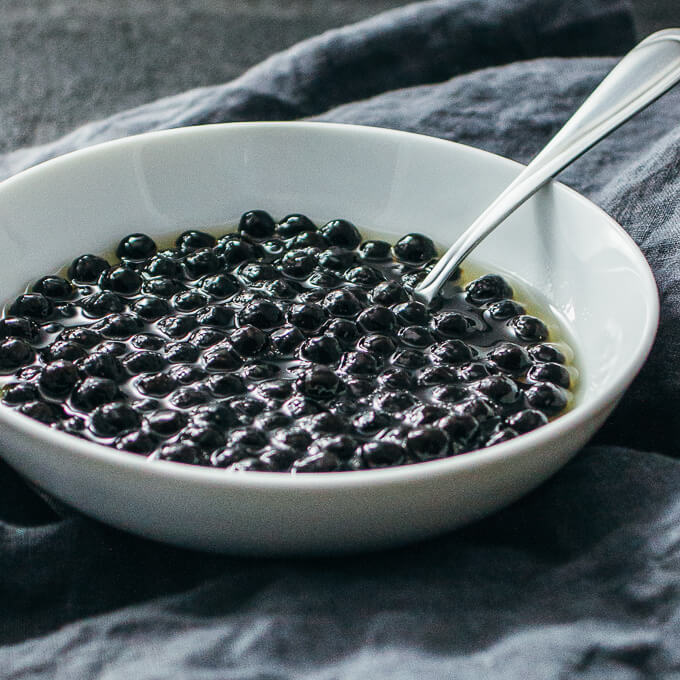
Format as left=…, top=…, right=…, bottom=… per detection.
left=281, top=394, right=322, bottom=419
left=453, top=396, right=498, bottom=422
left=359, top=240, right=391, bottom=261
left=0, top=317, right=41, bottom=343
left=204, top=373, right=245, bottom=398
left=295, top=365, right=342, bottom=402
left=254, top=410, right=293, bottom=431
left=297, top=290, right=326, bottom=305
left=183, top=248, right=222, bottom=279
left=529, top=343, right=566, bottom=364
left=345, top=378, right=374, bottom=398
left=258, top=239, right=286, bottom=261
left=357, top=334, right=396, bottom=357
left=391, top=349, right=428, bottom=369
left=360, top=441, right=405, bottom=468
left=357, top=305, right=397, bottom=334
left=278, top=250, right=317, bottom=279
left=142, top=276, right=184, bottom=299
left=228, top=325, right=268, bottom=357
left=179, top=425, right=226, bottom=453
left=184, top=328, right=225, bottom=351
left=525, top=382, right=567, bottom=415
left=286, top=303, right=327, bottom=333
left=506, top=408, right=549, bottom=434
left=465, top=274, right=513, bottom=306
left=318, top=247, right=357, bottom=272
left=143, top=255, right=182, bottom=278
left=487, top=342, right=531, bottom=373
left=405, top=403, right=450, bottom=427
left=272, top=426, right=312, bottom=454
left=238, top=210, right=277, bottom=239
left=226, top=426, right=269, bottom=452
left=290, top=230, right=328, bottom=250
left=486, top=427, right=519, bottom=447
left=227, top=398, right=266, bottom=425
left=473, top=375, right=519, bottom=404
left=339, top=350, right=380, bottom=376
left=241, top=363, right=280, bottom=382
left=123, top=350, right=166, bottom=375
left=176, top=230, right=216, bottom=254
left=527, top=362, right=570, bottom=388
left=309, top=434, right=358, bottom=461
left=399, top=325, right=434, bottom=348
left=172, top=290, right=209, bottom=313
left=406, top=427, right=450, bottom=460
left=19, top=400, right=63, bottom=425
left=199, top=273, right=240, bottom=299
left=81, top=291, right=126, bottom=318
left=270, top=325, right=305, bottom=357
left=392, top=301, right=429, bottom=326
left=456, top=361, right=495, bottom=382
left=55, top=303, right=78, bottom=319
left=162, top=341, right=199, bottom=364
left=80, top=352, right=126, bottom=382
left=277, top=213, right=316, bottom=239
left=324, top=319, right=360, bottom=348
left=9, top=293, right=53, bottom=320
left=194, top=305, right=234, bottom=329
left=116, top=233, right=157, bottom=261
left=252, top=380, right=293, bottom=403
left=93, top=313, right=143, bottom=340
left=189, top=402, right=238, bottom=429
left=115, top=431, right=158, bottom=455
left=70, top=377, right=119, bottom=412
left=373, top=390, right=418, bottom=414
left=2, top=382, right=39, bottom=404
left=135, top=372, right=178, bottom=397
left=393, top=233, right=436, bottom=265
left=262, top=279, right=300, bottom=299
left=308, top=269, right=342, bottom=289
left=32, top=275, right=74, bottom=300
left=299, top=334, right=342, bottom=365
left=344, top=265, right=384, bottom=287
left=486, top=299, right=525, bottom=321
left=156, top=314, right=198, bottom=339
left=99, top=266, right=143, bottom=296
left=237, top=299, right=284, bottom=330
left=90, top=401, right=141, bottom=437
left=170, top=385, right=212, bottom=409
left=370, top=280, right=409, bottom=306
left=210, top=446, right=251, bottom=468
left=291, top=451, right=340, bottom=473
left=377, top=367, right=414, bottom=391
left=304, top=411, right=346, bottom=435
left=322, top=289, right=363, bottom=318
left=130, top=333, right=164, bottom=351
left=203, top=344, right=244, bottom=371
left=352, top=409, right=392, bottom=436
left=218, top=238, right=259, bottom=269
left=417, top=366, right=460, bottom=386
left=156, top=441, right=205, bottom=465
left=319, top=219, right=361, bottom=250
left=145, top=409, right=188, bottom=437
left=432, top=384, right=470, bottom=404
left=68, top=254, right=110, bottom=283
left=511, top=315, right=549, bottom=343
left=257, top=447, right=298, bottom=471
left=432, top=312, right=477, bottom=338
left=38, top=360, right=80, bottom=398
left=238, top=262, right=279, bottom=284
left=0, top=337, right=34, bottom=372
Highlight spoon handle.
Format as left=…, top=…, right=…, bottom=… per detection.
left=414, top=28, right=680, bottom=305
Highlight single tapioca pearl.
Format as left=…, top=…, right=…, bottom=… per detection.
left=142, top=277, right=184, bottom=299
left=258, top=447, right=299, bottom=471
left=309, top=269, right=343, bottom=291
left=324, top=319, right=360, bottom=348
left=19, top=400, right=63, bottom=425
left=323, top=289, right=363, bottom=318
left=278, top=250, right=317, bottom=279
left=255, top=411, right=292, bottom=431
left=135, top=373, right=178, bottom=397
left=123, top=351, right=167, bottom=377
left=392, top=301, right=429, bottom=327
left=32, top=275, right=74, bottom=300
left=143, top=255, right=182, bottom=278
left=292, top=451, right=340, bottom=473
left=70, top=377, right=118, bottom=412
left=169, top=364, right=206, bottom=385
left=345, top=378, right=374, bottom=398
left=170, top=385, right=212, bottom=409
left=472, top=375, right=519, bottom=404
left=253, top=380, right=293, bottom=403
left=145, top=409, right=187, bottom=437
left=432, top=384, right=470, bottom=404
left=431, top=312, right=477, bottom=339
left=465, top=274, right=513, bottom=306
left=485, top=427, right=520, bottom=447
left=344, top=265, right=384, bottom=287
left=38, top=360, right=79, bottom=398
left=359, top=240, right=391, bottom=261
left=486, top=299, right=525, bottom=321
left=2, top=382, right=39, bottom=405
left=238, top=210, right=276, bottom=239
left=178, top=425, right=226, bottom=454
left=99, top=266, right=143, bottom=296
left=528, top=343, right=566, bottom=364
left=399, top=325, right=434, bottom=348
left=238, top=261, right=279, bottom=284
left=188, top=403, right=237, bottom=430
left=453, top=396, right=498, bottom=422
left=80, top=352, right=126, bottom=382
left=290, top=230, right=328, bottom=250
left=318, top=247, right=357, bottom=272
left=436, top=414, right=478, bottom=449
left=506, top=409, right=549, bottom=434
left=511, top=315, right=549, bottom=343
left=527, top=362, right=570, bottom=388
left=90, top=401, right=141, bottom=437
left=176, top=230, right=216, bottom=254
left=319, top=219, right=361, bottom=250
left=417, top=365, right=459, bottom=386
left=0, top=317, right=41, bottom=343
left=487, top=342, right=531, bottom=373
left=356, top=305, right=397, bottom=334
left=377, top=367, right=414, bottom=391
left=130, top=333, right=164, bottom=351
left=339, top=350, right=380, bottom=376
left=241, top=363, right=280, bottom=382
left=298, top=290, right=327, bottom=305
left=352, top=409, right=392, bottom=436
left=360, top=441, right=406, bottom=468
left=229, top=325, right=268, bottom=357
left=172, top=290, right=209, bottom=313
left=93, top=313, right=143, bottom=340
left=304, top=411, right=346, bottom=435
left=198, top=273, right=239, bottom=300
left=271, top=325, right=305, bottom=357
left=237, top=299, right=284, bottom=330
left=116, top=233, right=157, bottom=261
left=184, top=328, right=224, bottom=351
left=162, top=341, right=199, bottom=364
left=309, top=434, right=358, bottom=461
left=457, top=361, right=495, bottom=382
left=299, top=334, right=342, bottom=364
left=9, top=293, right=54, bottom=320
left=282, top=394, right=322, bottom=419
left=286, top=303, right=327, bottom=333
left=262, top=279, right=300, bottom=300
left=156, top=441, right=205, bottom=465
left=391, top=348, right=428, bottom=369
left=203, top=344, right=244, bottom=371
left=0, top=337, right=34, bottom=372
left=217, top=238, right=260, bottom=269
left=525, top=382, right=567, bottom=415
left=226, top=426, right=268, bottom=452
left=277, top=213, right=316, bottom=239
left=370, top=281, right=409, bottom=307
left=206, top=373, right=246, bottom=397
left=130, top=296, right=169, bottom=322
left=392, top=233, right=436, bottom=265
left=295, top=365, right=342, bottom=402
left=210, top=446, right=250, bottom=467
left=156, top=314, right=198, bottom=339
left=405, top=403, right=450, bottom=427
left=373, top=390, right=418, bottom=414
left=115, top=431, right=158, bottom=455
left=357, top=334, right=396, bottom=357
left=68, top=254, right=110, bottom=283
left=406, top=427, right=449, bottom=460
left=184, top=248, right=222, bottom=279
left=272, top=426, right=312, bottom=453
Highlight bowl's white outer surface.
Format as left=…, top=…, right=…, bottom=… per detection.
left=0, top=123, right=658, bottom=555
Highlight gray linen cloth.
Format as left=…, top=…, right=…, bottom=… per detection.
left=3, top=0, right=680, bottom=677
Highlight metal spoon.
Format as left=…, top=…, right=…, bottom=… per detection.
left=414, top=28, right=680, bottom=306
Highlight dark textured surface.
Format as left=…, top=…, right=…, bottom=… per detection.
left=2, top=0, right=680, bottom=677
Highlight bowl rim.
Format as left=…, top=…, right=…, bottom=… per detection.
left=0, top=121, right=660, bottom=490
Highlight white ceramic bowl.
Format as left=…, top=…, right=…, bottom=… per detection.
left=0, top=123, right=658, bottom=555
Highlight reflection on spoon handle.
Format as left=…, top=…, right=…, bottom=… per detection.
left=414, top=28, right=680, bottom=306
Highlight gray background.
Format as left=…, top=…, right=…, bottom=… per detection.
left=0, top=0, right=678, bottom=155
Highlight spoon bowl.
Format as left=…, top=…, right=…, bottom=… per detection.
left=0, top=122, right=658, bottom=554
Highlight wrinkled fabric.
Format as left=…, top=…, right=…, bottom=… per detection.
left=3, top=0, right=680, bottom=677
